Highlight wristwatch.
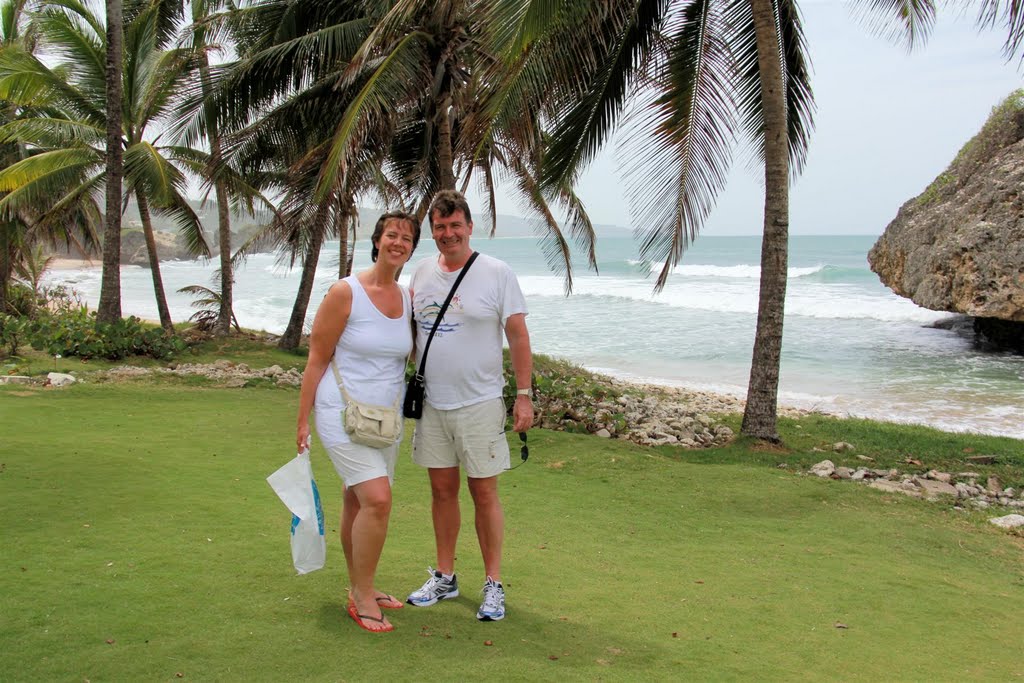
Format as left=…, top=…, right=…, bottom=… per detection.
left=516, top=388, right=531, bottom=396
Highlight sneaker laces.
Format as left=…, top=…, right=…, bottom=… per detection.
left=420, top=566, right=441, bottom=591
left=480, top=580, right=503, bottom=611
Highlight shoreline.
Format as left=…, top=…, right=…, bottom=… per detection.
left=37, top=260, right=1023, bottom=441
left=49, top=257, right=99, bottom=270
left=588, top=366, right=1024, bottom=441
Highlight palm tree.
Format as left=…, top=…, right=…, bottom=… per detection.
left=0, top=0, right=35, bottom=315
left=0, top=0, right=103, bottom=314
left=535, top=0, right=1024, bottom=441
left=281, top=0, right=602, bottom=291
left=97, top=0, right=123, bottom=323
left=0, top=0, right=209, bottom=333
left=182, top=0, right=236, bottom=336
left=180, top=0, right=406, bottom=350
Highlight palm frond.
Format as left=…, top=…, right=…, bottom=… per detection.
left=0, top=115, right=104, bottom=148
left=727, top=0, right=815, bottom=178
left=0, top=146, right=97, bottom=201
left=975, top=0, right=1024, bottom=59
left=540, top=0, right=668, bottom=193
left=852, top=0, right=937, bottom=50
left=501, top=148, right=576, bottom=293
left=319, top=29, right=428, bottom=198
left=0, top=43, right=104, bottom=123
left=622, top=0, right=737, bottom=291
left=485, top=0, right=561, bottom=57
left=156, top=187, right=211, bottom=258
left=124, top=140, right=176, bottom=205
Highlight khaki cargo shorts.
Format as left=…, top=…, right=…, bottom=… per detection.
left=412, top=397, right=510, bottom=478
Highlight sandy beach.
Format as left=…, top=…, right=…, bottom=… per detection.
left=49, top=257, right=100, bottom=270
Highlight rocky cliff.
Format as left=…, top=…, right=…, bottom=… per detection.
left=868, top=91, right=1024, bottom=343
left=120, top=228, right=196, bottom=266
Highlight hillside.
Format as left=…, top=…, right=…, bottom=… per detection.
left=126, top=198, right=630, bottom=243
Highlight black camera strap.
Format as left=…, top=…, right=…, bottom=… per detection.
left=414, top=251, right=479, bottom=380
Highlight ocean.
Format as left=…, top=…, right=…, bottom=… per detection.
left=44, top=234, right=1024, bottom=439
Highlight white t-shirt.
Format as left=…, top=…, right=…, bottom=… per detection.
left=314, top=276, right=412, bottom=447
left=409, top=252, right=528, bottom=410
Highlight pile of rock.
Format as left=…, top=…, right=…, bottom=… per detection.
left=536, top=378, right=812, bottom=448
left=809, top=459, right=1024, bottom=526
left=538, top=385, right=740, bottom=448
left=99, top=360, right=303, bottom=387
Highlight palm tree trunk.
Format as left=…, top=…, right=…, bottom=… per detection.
left=136, top=193, right=174, bottom=333
left=437, top=93, right=456, bottom=190
left=346, top=209, right=356, bottom=278
left=278, top=203, right=329, bottom=351
left=199, top=54, right=234, bottom=337
left=213, top=181, right=233, bottom=335
left=338, top=195, right=350, bottom=279
left=0, top=224, right=12, bottom=314
left=97, top=0, right=124, bottom=324
left=741, top=0, right=790, bottom=442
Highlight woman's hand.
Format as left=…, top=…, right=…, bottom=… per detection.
left=296, top=421, right=311, bottom=454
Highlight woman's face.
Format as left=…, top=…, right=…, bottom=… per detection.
left=375, top=218, right=416, bottom=266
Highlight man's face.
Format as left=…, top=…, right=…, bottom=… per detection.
left=430, top=208, right=473, bottom=261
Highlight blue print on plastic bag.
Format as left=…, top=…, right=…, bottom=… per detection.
left=311, top=479, right=325, bottom=534
left=289, top=479, right=325, bottom=535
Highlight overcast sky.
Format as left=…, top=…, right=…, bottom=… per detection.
left=469, top=2, right=1023, bottom=237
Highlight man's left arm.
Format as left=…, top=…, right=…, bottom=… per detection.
left=504, top=312, right=533, bottom=432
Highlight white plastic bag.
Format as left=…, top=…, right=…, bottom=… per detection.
left=267, top=450, right=326, bottom=574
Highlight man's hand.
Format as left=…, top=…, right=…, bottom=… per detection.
left=513, top=394, right=533, bottom=432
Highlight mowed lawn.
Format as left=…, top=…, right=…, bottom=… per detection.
left=2, top=382, right=1022, bottom=681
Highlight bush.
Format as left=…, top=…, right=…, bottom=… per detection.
left=0, top=313, right=29, bottom=357
left=29, top=310, right=186, bottom=360
left=3, top=283, right=40, bottom=317
left=3, top=283, right=189, bottom=361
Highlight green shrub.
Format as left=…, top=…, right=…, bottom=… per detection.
left=28, top=309, right=187, bottom=360
left=3, top=283, right=40, bottom=317
left=0, top=313, right=29, bottom=356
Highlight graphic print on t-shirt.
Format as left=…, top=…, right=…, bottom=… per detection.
left=416, top=293, right=463, bottom=337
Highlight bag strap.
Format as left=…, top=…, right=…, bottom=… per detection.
left=415, top=251, right=479, bottom=378
left=330, top=359, right=401, bottom=412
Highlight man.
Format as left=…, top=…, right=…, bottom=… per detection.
left=405, top=189, right=533, bottom=622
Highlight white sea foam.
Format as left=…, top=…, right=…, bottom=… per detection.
left=631, top=261, right=826, bottom=279
left=517, top=274, right=947, bottom=323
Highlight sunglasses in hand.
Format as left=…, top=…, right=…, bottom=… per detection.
left=506, top=431, right=529, bottom=470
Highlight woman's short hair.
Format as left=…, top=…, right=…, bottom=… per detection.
left=428, top=190, right=472, bottom=227
left=371, top=211, right=421, bottom=262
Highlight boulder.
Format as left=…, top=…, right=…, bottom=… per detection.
left=810, top=460, right=836, bottom=478
left=869, top=480, right=921, bottom=498
left=46, top=372, right=76, bottom=387
left=988, top=514, right=1024, bottom=529
left=868, top=91, right=1024, bottom=348
left=915, top=479, right=958, bottom=499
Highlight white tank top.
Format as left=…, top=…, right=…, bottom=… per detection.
left=314, top=275, right=412, bottom=447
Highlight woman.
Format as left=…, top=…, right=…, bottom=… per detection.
left=296, top=211, right=420, bottom=633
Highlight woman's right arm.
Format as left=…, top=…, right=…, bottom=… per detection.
left=296, top=282, right=352, bottom=453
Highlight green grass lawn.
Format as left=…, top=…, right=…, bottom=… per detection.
left=2, top=382, right=1023, bottom=681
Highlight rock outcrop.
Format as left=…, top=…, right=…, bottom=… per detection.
left=120, top=228, right=198, bottom=266
left=868, top=91, right=1024, bottom=343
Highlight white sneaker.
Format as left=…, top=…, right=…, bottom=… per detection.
left=476, top=576, right=505, bottom=621
left=406, top=567, right=459, bottom=607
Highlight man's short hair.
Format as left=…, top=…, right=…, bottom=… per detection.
left=428, top=190, right=473, bottom=227
left=371, top=211, right=420, bottom=262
